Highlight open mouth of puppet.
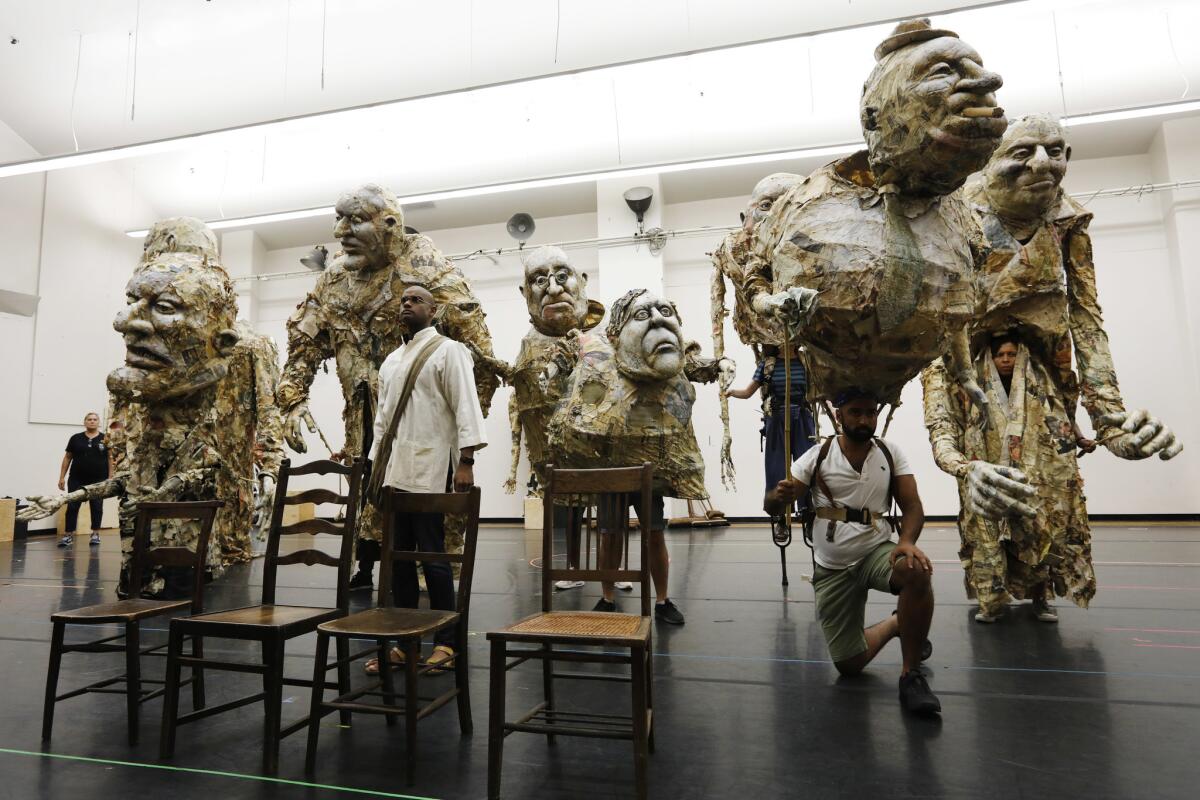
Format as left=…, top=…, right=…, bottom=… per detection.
left=125, top=344, right=172, bottom=369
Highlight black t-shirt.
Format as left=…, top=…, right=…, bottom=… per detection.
left=66, top=432, right=108, bottom=484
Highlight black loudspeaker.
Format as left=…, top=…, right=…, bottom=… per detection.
left=506, top=213, right=536, bottom=245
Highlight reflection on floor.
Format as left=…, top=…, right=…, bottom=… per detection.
left=1, top=522, right=1198, bottom=799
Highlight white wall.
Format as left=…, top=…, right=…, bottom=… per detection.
left=244, top=152, right=1200, bottom=517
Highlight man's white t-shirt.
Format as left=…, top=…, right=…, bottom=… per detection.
left=793, top=437, right=912, bottom=570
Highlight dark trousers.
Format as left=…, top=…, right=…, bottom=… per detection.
left=64, top=477, right=103, bottom=533
left=391, top=505, right=456, bottom=648
left=764, top=406, right=817, bottom=498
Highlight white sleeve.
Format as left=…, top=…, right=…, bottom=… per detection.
left=793, top=441, right=822, bottom=486
left=441, top=342, right=488, bottom=451
left=883, top=438, right=913, bottom=476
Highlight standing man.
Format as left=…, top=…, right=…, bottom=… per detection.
left=58, top=412, right=111, bottom=547
left=278, top=184, right=497, bottom=591
left=766, top=388, right=940, bottom=715
left=364, top=285, right=487, bottom=673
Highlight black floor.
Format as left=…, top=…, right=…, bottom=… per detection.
left=2, top=522, right=1199, bottom=799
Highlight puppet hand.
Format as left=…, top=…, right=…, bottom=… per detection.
left=1099, top=410, right=1183, bottom=461
left=965, top=462, right=1036, bottom=520
left=717, top=358, right=737, bottom=392
left=283, top=404, right=311, bottom=453
left=18, top=494, right=66, bottom=521
left=256, top=473, right=276, bottom=521
left=961, top=378, right=991, bottom=430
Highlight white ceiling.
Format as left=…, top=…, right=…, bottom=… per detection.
left=3, top=0, right=1199, bottom=250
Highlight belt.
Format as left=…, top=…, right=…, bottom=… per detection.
left=814, top=506, right=879, bottom=525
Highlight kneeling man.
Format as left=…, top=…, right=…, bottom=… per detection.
left=766, top=387, right=940, bottom=714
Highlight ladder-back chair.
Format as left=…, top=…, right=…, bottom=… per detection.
left=42, top=500, right=221, bottom=745
left=487, top=463, right=655, bottom=799
left=159, top=457, right=363, bottom=774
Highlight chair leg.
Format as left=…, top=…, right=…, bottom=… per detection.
left=262, top=637, right=284, bottom=775
left=334, top=635, right=352, bottom=726
left=487, top=640, right=506, bottom=800
left=379, top=640, right=398, bottom=728
left=541, top=643, right=555, bottom=745
left=455, top=626, right=472, bottom=736
left=630, top=643, right=649, bottom=800
left=646, top=634, right=655, bottom=754
left=403, top=638, right=420, bottom=785
left=159, top=625, right=184, bottom=758
left=125, top=622, right=141, bottom=745
left=305, top=631, right=331, bottom=775
left=41, top=621, right=66, bottom=743
left=190, top=633, right=206, bottom=711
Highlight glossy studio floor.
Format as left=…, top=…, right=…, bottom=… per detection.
left=1, top=521, right=1198, bottom=800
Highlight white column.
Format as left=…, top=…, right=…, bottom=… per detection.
left=1149, top=118, right=1200, bottom=396
left=219, top=229, right=266, bottom=325
left=595, top=175, right=664, bottom=305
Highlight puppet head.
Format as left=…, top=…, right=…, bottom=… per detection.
left=607, top=289, right=686, bottom=383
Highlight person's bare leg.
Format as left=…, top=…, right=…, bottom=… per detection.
left=892, top=560, right=934, bottom=674
left=834, top=615, right=900, bottom=676
left=647, top=529, right=669, bottom=603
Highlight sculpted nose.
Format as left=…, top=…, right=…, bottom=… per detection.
left=1028, top=146, right=1052, bottom=170
left=957, top=62, right=1002, bottom=96
left=116, top=310, right=152, bottom=336
left=333, top=216, right=349, bottom=237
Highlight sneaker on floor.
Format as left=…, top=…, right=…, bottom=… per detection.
left=654, top=599, right=685, bottom=625
left=554, top=580, right=585, bottom=591
left=57, top=535, right=73, bottom=548
left=899, top=671, right=942, bottom=715
left=89, top=532, right=101, bottom=546
left=592, top=598, right=618, bottom=613
left=974, top=609, right=1000, bottom=623
left=614, top=581, right=634, bottom=591
left=1032, top=598, right=1058, bottom=623
left=348, top=570, right=374, bottom=591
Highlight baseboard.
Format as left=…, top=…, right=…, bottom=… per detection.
left=717, top=513, right=1199, bottom=525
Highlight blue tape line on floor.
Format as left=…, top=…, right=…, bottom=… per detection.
left=0, top=747, right=439, bottom=799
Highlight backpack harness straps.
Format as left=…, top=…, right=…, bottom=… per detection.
left=804, top=436, right=897, bottom=545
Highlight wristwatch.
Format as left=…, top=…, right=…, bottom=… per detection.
left=459, top=455, right=475, bottom=466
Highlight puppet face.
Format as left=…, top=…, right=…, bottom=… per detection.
left=521, top=247, right=589, bottom=335
left=109, top=255, right=239, bottom=401
left=742, top=173, right=799, bottom=232
left=983, top=115, right=1069, bottom=222
left=862, top=35, right=1005, bottom=194
left=332, top=185, right=400, bottom=272
left=611, top=293, right=685, bottom=382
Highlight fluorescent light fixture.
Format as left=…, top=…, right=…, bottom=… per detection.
left=1062, top=99, right=1200, bottom=127
left=125, top=141, right=863, bottom=237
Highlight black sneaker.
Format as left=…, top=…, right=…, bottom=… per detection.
left=654, top=599, right=685, bottom=625
left=593, top=598, right=617, bottom=612
left=899, top=671, right=942, bottom=715
left=348, top=570, right=374, bottom=591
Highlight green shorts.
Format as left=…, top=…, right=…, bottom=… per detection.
left=812, top=541, right=898, bottom=663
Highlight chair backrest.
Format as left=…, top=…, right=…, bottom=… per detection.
left=127, top=500, right=223, bottom=614
left=262, top=457, right=365, bottom=610
left=542, top=463, right=654, bottom=617
left=378, top=487, right=482, bottom=619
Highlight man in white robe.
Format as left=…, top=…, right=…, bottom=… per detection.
left=365, top=284, right=487, bottom=672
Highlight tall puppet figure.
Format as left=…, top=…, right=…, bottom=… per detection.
left=547, top=289, right=723, bottom=624
left=107, top=217, right=285, bottom=567
left=743, top=18, right=1005, bottom=411
left=276, top=184, right=497, bottom=588
left=21, top=253, right=243, bottom=598
left=922, top=114, right=1183, bottom=623
left=710, top=173, right=799, bottom=487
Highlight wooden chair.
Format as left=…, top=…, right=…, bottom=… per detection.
left=303, top=486, right=482, bottom=784
left=42, top=500, right=221, bottom=746
left=487, top=464, right=655, bottom=800
left=159, top=458, right=363, bottom=774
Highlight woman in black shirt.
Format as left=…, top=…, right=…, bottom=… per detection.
left=58, top=412, right=110, bottom=547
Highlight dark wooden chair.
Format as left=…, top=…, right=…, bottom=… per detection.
left=159, top=457, right=363, bottom=774
left=304, top=486, right=482, bottom=784
left=42, top=500, right=222, bottom=746
left=487, top=464, right=655, bottom=800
